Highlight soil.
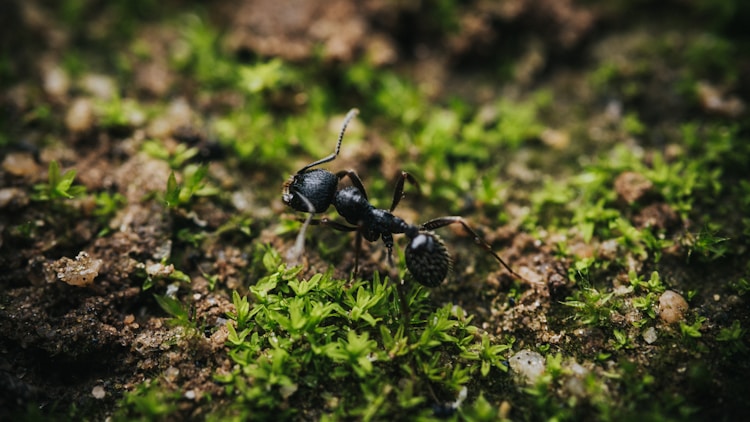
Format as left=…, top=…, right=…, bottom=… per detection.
left=1, top=0, right=749, bottom=420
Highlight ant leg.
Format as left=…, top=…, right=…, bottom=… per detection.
left=336, top=169, right=368, bottom=201
left=390, top=171, right=421, bottom=212
left=297, top=109, right=359, bottom=173
left=395, top=278, right=411, bottom=333
left=286, top=191, right=318, bottom=263
left=382, top=233, right=395, bottom=267
left=353, top=230, right=362, bottom=278
left=381, top=232, right=410, bottom=331
left=287, top=213, right=313, bottom=263
left=307, top=218, right=362, bottom=277
left=308, top=217, right=358, bottom=232
left=420, top=216, right=540, bottom=285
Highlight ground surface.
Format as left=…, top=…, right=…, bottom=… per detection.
left=1, top=0, right=749, bottom=420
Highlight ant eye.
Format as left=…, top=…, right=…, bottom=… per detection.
left=405, top=232, right=451, bottom=287
left=281, top=177, right=296, bottom=206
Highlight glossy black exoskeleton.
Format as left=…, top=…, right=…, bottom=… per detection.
left=282, top=109, right=527, bottom=287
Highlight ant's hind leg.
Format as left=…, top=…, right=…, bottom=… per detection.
left=420, top=216, right=540, bottom=285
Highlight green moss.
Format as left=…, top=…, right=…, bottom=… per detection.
left=31, top=160, right=87, bottom=202
left=716, top=320, right=748, bottom=355
left=199, top=248, right=519, bottom=419
left=563, top=287, right=620, bottom=327
left=116, top=379, right=182, bottom=421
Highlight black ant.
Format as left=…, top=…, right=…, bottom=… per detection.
left=282, top=108, right=529, bottom=288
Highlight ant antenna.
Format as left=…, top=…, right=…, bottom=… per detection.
left=298, top=108, right=359, bottom=173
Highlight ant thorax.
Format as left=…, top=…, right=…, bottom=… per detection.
left=333, top=186, right=371, bottom=225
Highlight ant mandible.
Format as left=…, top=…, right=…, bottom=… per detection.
left=282, top=108, right=528, bottom=287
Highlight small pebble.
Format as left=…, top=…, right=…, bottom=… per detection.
left=166, top=282, right=180, bottom=298
left=2, top=153, right=40, bottom=178
left=658, top=290, right=688, bottom=324
left=509, top=350, right=545, bottom=384
left=642, top=326, right=657, bottom=344
left=146, top=262, right=174, bottom=278
left=164, top=366, right=179, bottom=381
left=563, top=361, right=589, bottom=397
left=540, top=128, right=570, bottom=150
left=91, top=385, right=106, bottom=399
left=66, top=98, right=95, bottom=133
left=696, top=81, right=745, bottom=118
left=43, top=65, right=69, bottom=98
left=56, top=252, right=103, bottom=287
left=82, top=73, right=116, bottom=100
left=0, top=187, right=29, bottom=208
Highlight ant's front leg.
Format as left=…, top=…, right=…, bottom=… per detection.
left=287, top=213, right=312, bottom=264
left=286, top=193, right=318, bottom=263
left=353, top=230, right=362, bottom=279
left=420, top=216, right=539, bottom=285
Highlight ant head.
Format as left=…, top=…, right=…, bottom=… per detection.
left=282, top=108, right=360, bottom=214
left=405, top=231, right=452, bottom=287
left=282, top=169, right=339, bottom=213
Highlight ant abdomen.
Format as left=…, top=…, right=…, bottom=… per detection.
left=405, top=231, right=452, bottom=287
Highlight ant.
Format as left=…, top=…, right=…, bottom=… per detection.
left=282, top=108, right=529, bottom=288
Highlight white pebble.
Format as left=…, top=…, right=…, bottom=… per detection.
left=43, top=66, right=69, bottom=97
left=91, top=385, right=106, bottom=399
left=164, top=366, right=179, bottom=381
left=509, top=350, right=545, bottom=384
left=82, top=74, right=116, bottom=100
left=56, top=252, right=103, bottom=287
left=642, top=326, right=657, bottom=344
left=166, top=282, right=180, bottom=298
